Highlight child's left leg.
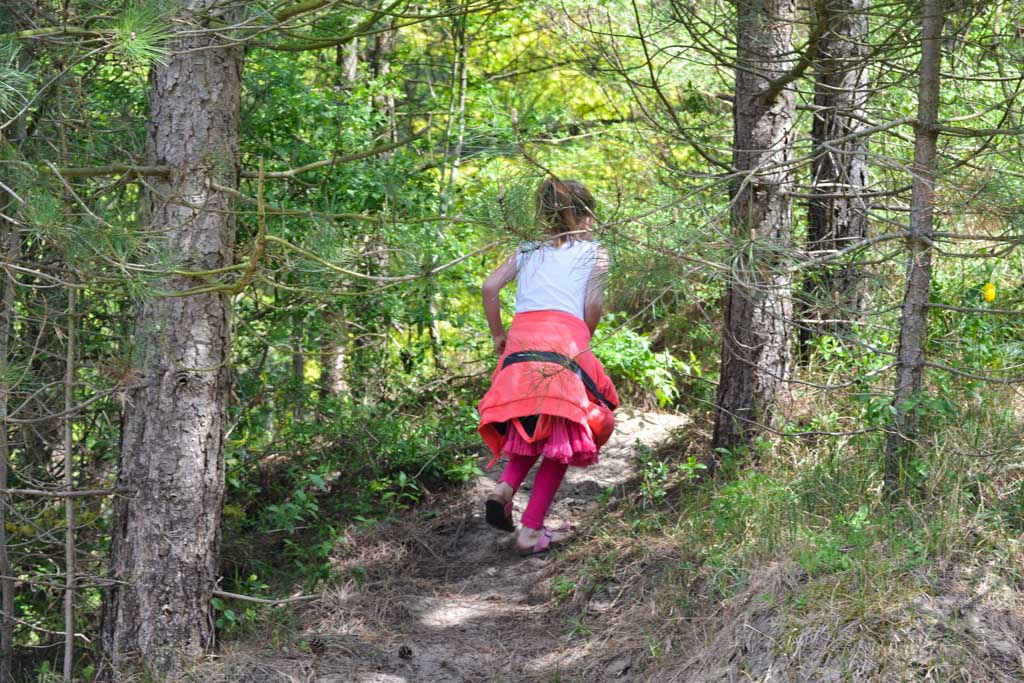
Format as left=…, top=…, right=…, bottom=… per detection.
left=515, top=457, right=571, bottom=553
left=486, top=454, right=540, bottom=532
left=519, top=457, right=568, bottom=530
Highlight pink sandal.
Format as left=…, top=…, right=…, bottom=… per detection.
left=516, top=524, right=572, bottom=556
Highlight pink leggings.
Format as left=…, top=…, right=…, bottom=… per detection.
left=498, top=454, right=568, bottom=530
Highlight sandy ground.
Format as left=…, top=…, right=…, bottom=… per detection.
left=193, top=408, right=1024, bottom=683
left=197, top=410, right=688, bottom=683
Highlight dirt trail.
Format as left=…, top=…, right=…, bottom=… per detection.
left=203, top=411, right=687, bottom=683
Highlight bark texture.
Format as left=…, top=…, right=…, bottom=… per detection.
left=318, top=303, right=350, bottom=399
left=885, top=0, right=943, bottom=490
left=101, top=1, right=243, bottom=674
left=292, top=312, right=305, bottom=422
left=0, top=42, right=30, bottom=674
left=367, top=22, right=398, bottom=141
left=713, top=0, right=797, bottom=453
left=337, top=38, right=360, bottom=84
left=800, top=0, right=869, bottom=349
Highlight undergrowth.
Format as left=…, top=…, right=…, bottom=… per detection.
left=215, top=384, right=484, bottom=633
left=544, top=378, right=1024, bottom=681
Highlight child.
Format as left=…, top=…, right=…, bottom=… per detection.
left=477, top=178, right=619, bottom=555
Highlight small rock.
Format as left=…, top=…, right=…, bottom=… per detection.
left=991, top=639, right=1018, bottom=658
left=398, top=644, right=413, bottom=659
left=606, top=655, right=632, bottom=677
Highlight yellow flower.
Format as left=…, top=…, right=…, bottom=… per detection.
left=983, top=282, right=996, bottom=302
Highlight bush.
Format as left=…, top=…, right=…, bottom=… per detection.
left=592, top=314, right=697, bottom=407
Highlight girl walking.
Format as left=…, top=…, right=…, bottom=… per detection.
left=478, top=178, right=619, bottom=555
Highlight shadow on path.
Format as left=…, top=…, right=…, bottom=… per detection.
left=195, top=410, right=688, bottom=683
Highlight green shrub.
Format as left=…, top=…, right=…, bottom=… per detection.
left=593, top=314, right=696, bottom=407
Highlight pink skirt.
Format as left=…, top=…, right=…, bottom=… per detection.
left=503, top=416, right=598, bottom=467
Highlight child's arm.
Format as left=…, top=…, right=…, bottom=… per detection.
left=584, top=245, right=609, bottom=335
left=482, top=252, right=518, bottom=355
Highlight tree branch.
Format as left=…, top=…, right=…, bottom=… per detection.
left=49, top=164, right=170, bottom=178
left=0, top=488, right=130, bottom=498
left=0, top=27, right=103, bottom=41
left=926, top=302, right=1024, bottom=315
left=259, top=0, right=405, bottom=52
left=274, top=0, right=334, bottom=23
left=263, top=235, right=501, bottom=282
left=48, top=130, right=422, bottom=181
left=932, top=124, right=1023, bottom=137
left=756, top=0, right=828, bottom=103
left=240, top=129, right=425, bottom=178
left=212, top=589, right=320, bottom=606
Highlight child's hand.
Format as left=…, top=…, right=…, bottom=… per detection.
left=493, top=332, right=507, bottom=356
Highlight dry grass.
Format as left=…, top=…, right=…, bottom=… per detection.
left=537, top=522, right=1024, bottom=682
left=186, top=401, right=1024, bottom=683
left=519, top=406, right=1024, bottom=683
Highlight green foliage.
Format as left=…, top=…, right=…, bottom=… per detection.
left=634, top=440, right=706, bottom=510
left=8, top=0, right=1024, bottom=676
left=211, top=574, right=268, bottom=634
left=107, top=2, right=172, bottom=66
left=551, top=575, right=577, bottom=603
left=593, top=314, right=695, bottom=407
left=635, top=443, right=672, bottom=505
left=0, top=42, right=31, bottom=118
left=222, top=393, right=482, bottom=588
left=31, top=661, right=61, bottom=683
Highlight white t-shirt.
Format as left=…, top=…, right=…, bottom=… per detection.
left=514, top=240, right=601, bottom=320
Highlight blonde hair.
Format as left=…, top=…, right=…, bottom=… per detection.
left=535, top=178, right=596, bottom=246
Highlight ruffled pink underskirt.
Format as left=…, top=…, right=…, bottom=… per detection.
left=503, top=416, right=599, bottom=467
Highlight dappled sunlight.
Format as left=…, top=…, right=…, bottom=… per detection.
left=412, top=596, right=498, bottom=628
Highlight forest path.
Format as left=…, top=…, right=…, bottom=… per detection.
left=208, top=410, right=687, bottom=683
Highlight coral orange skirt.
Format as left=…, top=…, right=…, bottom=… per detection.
left=478, top=310, right=619, bottom=468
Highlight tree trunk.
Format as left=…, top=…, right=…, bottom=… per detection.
left=292, top=312, right=305, bottom=422
left=712, top=0, right=797, bottom=455
left=799, top=0, right=870, bottom=353
left=63, top=289, right=76, bottom=683
left=0, top=161, right=17, bottom=683
left=428, top=295, right=446, bottom=372
left=319, top=306, right=349, bottom=399
left=367, top=21, right=398, bottom=141
left=884, top=0, right=943, bottom=492
left=426, top=14, right=469, bottom=375
left=337, top=38, right=360, bottom=85
left=101, top=1, right=243, bottom=675
left=0, top=40, right=31, bottom=674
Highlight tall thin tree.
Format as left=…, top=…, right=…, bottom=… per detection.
left=713, top=0, right=798, bottom=454
left=800, top=0, right=870, bottom=352
left=884, top=0, right=944, bottom=491
left=101, top=0, right=243, bottom=673
left=0, top=166, right=17, bottom=683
